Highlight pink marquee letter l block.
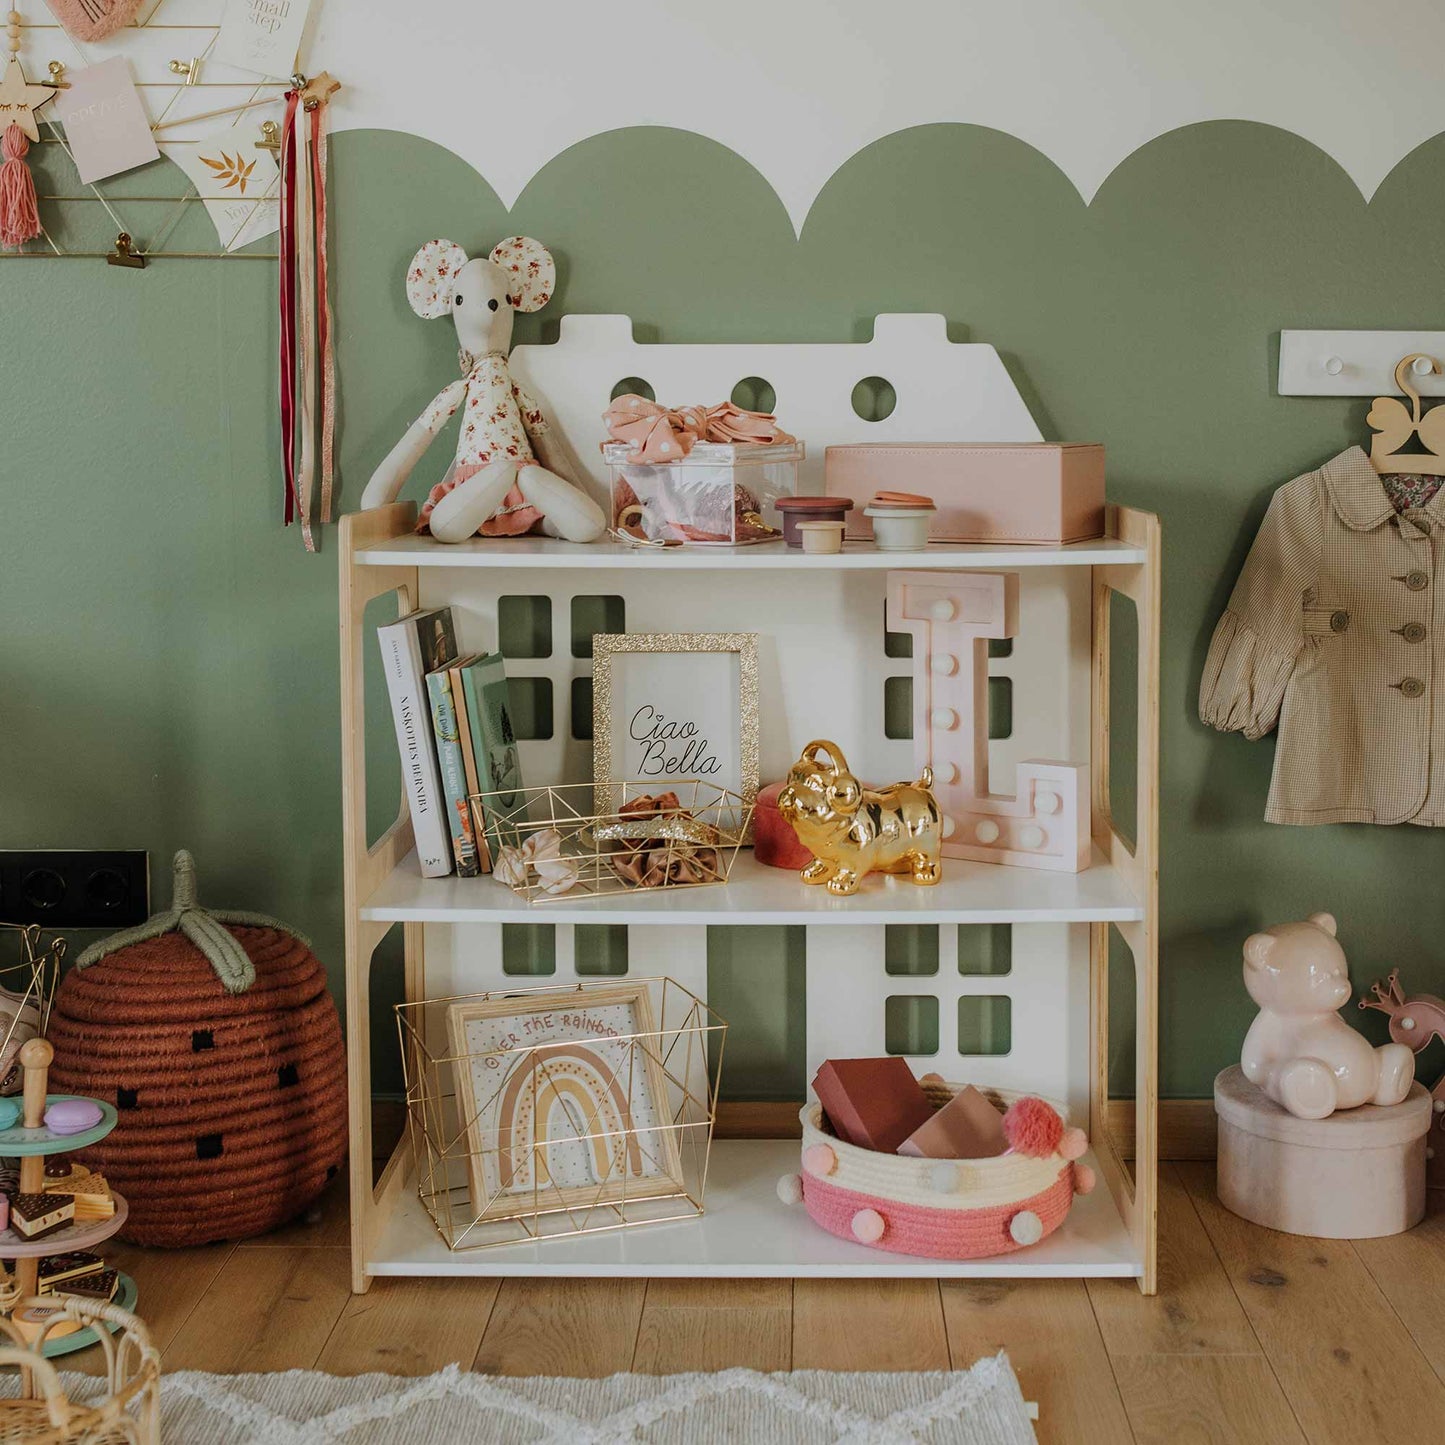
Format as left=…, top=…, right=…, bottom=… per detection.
left=886, top=570, right=1089, bottom=873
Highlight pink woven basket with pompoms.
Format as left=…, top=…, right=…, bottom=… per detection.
left=777, top=1080, right=1095, bottom=1259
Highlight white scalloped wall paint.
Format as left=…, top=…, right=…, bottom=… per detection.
left=312, top=0, right=1445, bottom=232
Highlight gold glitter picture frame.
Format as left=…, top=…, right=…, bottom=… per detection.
left=592, top=632, right=759, bottom=841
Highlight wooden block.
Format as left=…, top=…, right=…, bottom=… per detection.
left=812, top=1057, right=934, bottom=1154
left=898, top=1084, right=1006, bottom=1159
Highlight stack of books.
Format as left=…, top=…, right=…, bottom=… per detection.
left=377, top=607, right=527, bottom=879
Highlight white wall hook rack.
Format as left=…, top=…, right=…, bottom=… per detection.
left=1279, top=331, right=1445, bottom=397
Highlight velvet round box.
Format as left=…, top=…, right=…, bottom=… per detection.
left=777, top=1081, right=1094, bottom=1259
left=754, top=781, right=815, bottom=870
left=774, top=496, right=854, bottom=548
left=47, top=852, right=347, bottom=1247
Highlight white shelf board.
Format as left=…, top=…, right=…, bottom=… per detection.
left=356, top=534, right=1146, bottom=571
left=367, top=1138, right=1140, bottom=1279
left=362, top=850, right=1143, bottom=925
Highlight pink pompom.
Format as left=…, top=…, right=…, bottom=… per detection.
left=1059, top=1126, right=1088, bottom=1162
left=851, top=1208, right=885, bottom=1244
left=1002, top=1097, right=1065, bottom=1158
left=1073, top=1163, right=1096, bottom=1196
left=802, top=1143, right=837, bottom=1177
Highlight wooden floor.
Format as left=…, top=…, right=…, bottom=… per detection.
left=65, top=1163, right=1445, bottom=1445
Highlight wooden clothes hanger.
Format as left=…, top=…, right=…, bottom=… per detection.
left=1367, top=353, right=1445, bottom=475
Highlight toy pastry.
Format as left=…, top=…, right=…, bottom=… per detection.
left=44, top=1097, right=103, bottom=1135
left=11, top=1192, right=74, bottom=1240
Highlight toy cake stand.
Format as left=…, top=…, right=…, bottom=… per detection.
left=0, top=1040, right=134, bottom=1358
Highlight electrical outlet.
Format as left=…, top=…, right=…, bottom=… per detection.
left=0, top=851, right=150, bottom=928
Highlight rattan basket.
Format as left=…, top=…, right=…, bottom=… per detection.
left=0, top=1296, right=159, bottom=1443
left=780, top=1080, right=1095, bottom=1260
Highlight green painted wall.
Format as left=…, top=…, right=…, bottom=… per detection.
left=6, top=120, right=1444, bottom=1101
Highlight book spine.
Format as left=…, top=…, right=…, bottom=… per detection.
left=378, top=624, right=453, bottom=878
left=449, top=668, right=493, bottom=873
left=426, top=672, right=481, bottom=878
left=461, top=657, right=519, bottom=861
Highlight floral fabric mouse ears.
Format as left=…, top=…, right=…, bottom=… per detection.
left=405, top=236, right=556, bottom=319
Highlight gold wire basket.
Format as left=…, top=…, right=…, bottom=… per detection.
left=469, top=780, right=754, bottom=904
left=396, top=977, right=726, bottom=1251
left=0, top=924, right=63, bottom=1096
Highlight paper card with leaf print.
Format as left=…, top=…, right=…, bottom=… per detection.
left=58, top=59, right=159, bottom=185
left=167, top=116, right=281, bottom=252
left=213, top=0, right=314, bottom=80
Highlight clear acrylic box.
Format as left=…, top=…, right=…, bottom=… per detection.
left=605, top=440, right=804, bottom=546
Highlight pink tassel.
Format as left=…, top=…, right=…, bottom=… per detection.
left=0, top=123, right=42, bottom=250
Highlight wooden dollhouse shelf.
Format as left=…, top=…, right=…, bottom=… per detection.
left=355, top=535, right=1148, bottom=570
left=361, top=849, right=1145, bottom=925
left=366, top=1139, right=1140, bottom=1279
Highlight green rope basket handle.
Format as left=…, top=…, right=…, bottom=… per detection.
left=74, top=851, right=312, bottom=996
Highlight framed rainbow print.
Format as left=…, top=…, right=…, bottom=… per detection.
left=445, top=982, right=684, bottom=1224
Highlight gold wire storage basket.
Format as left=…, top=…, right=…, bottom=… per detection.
left=469, top=780, right=754, bottom=904
left=397, top=977, right=726, bottom=1251
left=0, top=924, right=63, bottom=1095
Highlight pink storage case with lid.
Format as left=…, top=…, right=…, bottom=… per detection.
left=827, top=443, right=1105, bottom=545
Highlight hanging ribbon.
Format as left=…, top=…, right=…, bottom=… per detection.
left=602, top=395, right=795, bottom=465
left=311, top=102, right=336, bottom=534
left=278, top=88, right=300, bottom=529
left=277, top=78, right=338, bottom=552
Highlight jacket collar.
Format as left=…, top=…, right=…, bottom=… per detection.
left=1321, top=444, right=1445, bottom=531
left=1322, top=447, right=1395, bottom=531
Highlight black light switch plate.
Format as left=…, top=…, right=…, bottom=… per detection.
left=0, top=851, right=150, bottom=928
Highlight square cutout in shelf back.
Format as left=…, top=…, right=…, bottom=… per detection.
left=499, top=596, right=552, bottom=659
left=958, top=995, right=1012, bottom=1056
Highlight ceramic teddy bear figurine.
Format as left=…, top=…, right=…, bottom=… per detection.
left=1241, top=912, right=1414, bottom=1120
left=359, top=236, right=606, bottom=544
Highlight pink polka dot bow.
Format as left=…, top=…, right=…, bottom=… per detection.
left=602, top=395, right=795, bottom=464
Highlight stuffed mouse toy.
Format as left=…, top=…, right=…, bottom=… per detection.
left=359, top=236, right=606, bottom=543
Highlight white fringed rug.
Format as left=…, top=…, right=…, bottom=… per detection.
left=63, top=1355, right=1036, bottom=1443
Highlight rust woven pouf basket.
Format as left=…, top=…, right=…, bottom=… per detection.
left=47, top=852, right=347, bottom=1247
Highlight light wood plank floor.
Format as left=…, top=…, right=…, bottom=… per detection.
left=63, top=1161, right=1445, bottom=1444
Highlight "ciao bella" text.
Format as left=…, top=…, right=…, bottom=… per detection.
left=629, top=706, right=721, bottom=777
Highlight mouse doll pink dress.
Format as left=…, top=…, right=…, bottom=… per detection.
left=415, top=354, right=551, bottom=537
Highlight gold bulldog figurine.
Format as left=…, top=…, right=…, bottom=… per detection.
left=776, top=740, right=943, bottom=896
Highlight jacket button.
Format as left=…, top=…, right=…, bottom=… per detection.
left=1329, top=609, right=1350, bottom=633
left=1405, top=570, right=1430, bottom=591
left=1400, top=677, right=1427, bottom=699
left=1401, top=622, right=1428, bottom=644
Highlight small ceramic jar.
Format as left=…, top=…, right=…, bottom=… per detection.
left=865, top=495, right=936, bottom=551
left=797, top=520, right=846, bottom=555
left=775, top=496, right=854, bottom=548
